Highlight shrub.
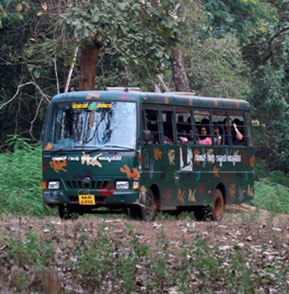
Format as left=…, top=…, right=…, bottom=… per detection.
left=0, top=135, right=52, bottom=216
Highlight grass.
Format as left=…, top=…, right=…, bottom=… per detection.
left=249, top=179, right=289, bottom=215
left=0, top=136, right=53, bottom=216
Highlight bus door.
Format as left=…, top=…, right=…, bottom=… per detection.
left=142, top=107, right=178, bottom=210
left=176, top=109, right=194, bottom=206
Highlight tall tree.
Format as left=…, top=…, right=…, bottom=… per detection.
left=242, top=0, right=289, bottom=171
left=58, top=0, right=182, bottom=90
left=0, top=0, right=181, bottom=142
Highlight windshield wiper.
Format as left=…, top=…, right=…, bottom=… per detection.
left=71, top=144, right=137, bottom=154
left=82, top=145, right=137, bottom=153
left=103, top=145, right=137, bottom=151
left=47, top=148, right=66, bottom=155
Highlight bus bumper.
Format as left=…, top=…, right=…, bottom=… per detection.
left=43, top=190, right=139, bottom=206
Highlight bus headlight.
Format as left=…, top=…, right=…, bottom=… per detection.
left=48, top=181, right=60, bottom=190
left=116, top=181, right=129, bottom=190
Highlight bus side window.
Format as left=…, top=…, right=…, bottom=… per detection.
left=143, top=109, right=160, bottom=144
left=212, top=111, right=227, bottom=145
left=162, top=110, right=174, bottom=144
left=176, top=109, right=192, bottom=143
left=244, top=112, right=253, bottom=146
left=194, top=110, right=211, bottom=145
left=229, top=112, right=246, bottom=146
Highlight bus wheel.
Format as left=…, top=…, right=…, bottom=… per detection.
left=140, top=189, right=157, bottom=221
left=212, top=189, right=224, bottom=221
left=58, top=205, right=78, bottom=220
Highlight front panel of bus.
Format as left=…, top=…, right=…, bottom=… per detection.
left=42, top=93, right=141, bottom=210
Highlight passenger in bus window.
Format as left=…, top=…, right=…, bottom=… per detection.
left=232, top=119, right=244, bottom=145
left=187, top=129, right=194, bottom=144
left=179, top=136, right=188, bottom=145
left=213, top=126, right=222, bottom=145
left=224, top=118, right=244, bottom=145
left=143, top=130, right=153, bottom=144
left=164, top=136, right=173, bottom=144
left=198, top=126, right=212, bottom=145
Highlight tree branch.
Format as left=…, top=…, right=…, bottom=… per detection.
left=154, top=74, right=170, bottom=93
left=64, top=46, right=79, bottom=93
left=54, top=58, right=60, bottom=94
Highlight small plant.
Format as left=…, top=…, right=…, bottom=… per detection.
left=0, top=233, right=55, bottom=292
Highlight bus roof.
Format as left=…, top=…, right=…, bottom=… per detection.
left=51, top=91, right=250, bottom=111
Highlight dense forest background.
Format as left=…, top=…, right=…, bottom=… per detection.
left=0, top=0, right=288, bottom=174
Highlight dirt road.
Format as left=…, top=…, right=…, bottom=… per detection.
left=1, top=206, right=289, bottom=293
left=2, top=205, right=288, bottom=248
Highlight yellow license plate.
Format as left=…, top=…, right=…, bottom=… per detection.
left=79, top=195, right=95, bottom=205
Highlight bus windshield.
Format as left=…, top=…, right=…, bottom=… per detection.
left=44, top=101, right=137, bottom=150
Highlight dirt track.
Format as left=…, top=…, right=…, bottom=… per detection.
left=1, top=204, right=288, bottom=248
left=1, top=205, right=289, bottom=293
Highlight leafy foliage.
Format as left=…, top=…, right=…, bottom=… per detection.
left=199, top=0, right=272, bottom=41
left=60, top=0, right=181, bottom=74
left=251, top=179, right=289, bottom=215
left=0, top=136, right=53, bottom=216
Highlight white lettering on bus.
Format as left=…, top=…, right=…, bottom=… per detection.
left=52, top=156, right=67, bottom=161
left=68, top=156, right=80, bottom=161
left=99, top=155, right=122, bottom=162
left=227, top=151, right=241, bottom=166
left=216, top=155, right=226, bottom=167
left=180, top=147, right=193, bottom=171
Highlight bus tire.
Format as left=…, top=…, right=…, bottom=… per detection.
left=58, top=205, right=79, bottom=220
left=212, top=189, right=224, bottom=221
left=194, top=189, right=224, bottom=221
left=140, top=188, right=157, bottom=221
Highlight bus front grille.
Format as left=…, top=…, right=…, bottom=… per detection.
left=65, top=180, right=110, bottom=190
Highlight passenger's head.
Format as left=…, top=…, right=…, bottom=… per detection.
left=187, top=129, right=194, bottom=139
left=214, top=126, right=220, bottom=135
left=224, top=118, right=232, bottom=127
left=200, top=127, right=207, bottom=135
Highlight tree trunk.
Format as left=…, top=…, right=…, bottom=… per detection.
left=171, top=45, right=190, bottom=92
left=78, top=45, right=100, bottom=91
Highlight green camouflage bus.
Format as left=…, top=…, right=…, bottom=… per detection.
left=42, top=90, right=254, bottom=220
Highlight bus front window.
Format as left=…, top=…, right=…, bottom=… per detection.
left=46, top=101, right=137, bottom=150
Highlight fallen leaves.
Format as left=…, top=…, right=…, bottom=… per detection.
left=0, top=211, right=288, bottom=293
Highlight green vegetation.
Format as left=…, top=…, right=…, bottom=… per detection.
left=251, top=178, right=289, bottom=216
left=0, top=222, right=288, bottom=293
left=0, top=136, right=53, bottom=216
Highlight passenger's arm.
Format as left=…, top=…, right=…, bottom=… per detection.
left=233, top=123, right=243, bottom=141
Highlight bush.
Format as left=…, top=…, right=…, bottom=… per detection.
left=268, top=170, right=289, bottom=188
left=0, top=135, right=52, bottom=216
left=250, top=179, right=289, bottom=215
